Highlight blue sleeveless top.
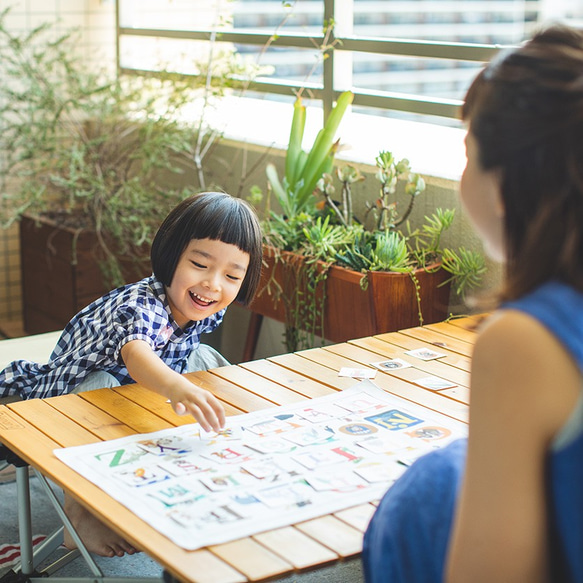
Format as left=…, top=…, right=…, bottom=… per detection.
left=362, top=281, right=583, bottom=583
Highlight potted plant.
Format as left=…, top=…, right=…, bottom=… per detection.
left=0, top=11, right=259, bottom=334
left=248, top=93, right=486, bottom=352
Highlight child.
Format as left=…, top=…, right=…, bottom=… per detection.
left=1, top=191, right=263, bottom=556
left=363, top=25, right=583, bottom=583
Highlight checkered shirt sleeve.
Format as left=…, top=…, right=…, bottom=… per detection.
left=0, top=276, right=224, bottom=399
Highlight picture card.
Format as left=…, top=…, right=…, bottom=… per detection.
left=353, top=462, right=406, bottom=484
left=199, top=425, right=244, bottom=442
left=370, top=358, right=412, bottom=371
left=404, top=348, right=446, bottom=361
left=413, top=376, right=457, bottom=390
left=338, top=367, right=377, bottom=379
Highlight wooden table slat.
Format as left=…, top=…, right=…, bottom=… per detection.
left=211, top=365, right=308, bottom=406
left=252, top=526, right=338, bottom=569
left=268, top=353, right=357, bottom=391
left=377, top=330, right=474, bottom=358
left=7, top=398, right=101, bottom=447
left=209, top=538, right=294, bottom=581
left=294, top=347, right=358, bottom=372
left=350, top=335, right=472, bottom=373
left=446, top=314, right=489, bottom=332
left=20, top=393, right=137, bottom=441
left=186, top=371, right=278, bottom=413
left=328, top=340, right=471, bottom=387
left=371, top=371, right=469, bottom=423
left=382, top=329, right=476, bottom=361
left=333, top=503, right=377, bottom=533
left=0, top=406, right=67, bottom=470
left=396, top=326, right=476, bottom=357
left=112, top=384, right=244, bottom=423
left=295, top=515, right=363, bottom=557
left=80, top=388, right=175, bottom=434
left=424, top=321, right=479, bottom=343
left=239, top=360, right=336, bottom=399
left=168, top=550, right=247, bottom=583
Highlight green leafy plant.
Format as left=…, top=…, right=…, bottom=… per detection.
left=371, top=151, right=426, bottom=231
left=441, top=247, right=487, bottom=297
left=265, top=91, right=354, bottom=219
left=0, top=9, right=260, bottom=287
left=257, top=138, right=485, bottom=350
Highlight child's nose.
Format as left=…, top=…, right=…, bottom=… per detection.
left=203, top=272, right=221, bottom=291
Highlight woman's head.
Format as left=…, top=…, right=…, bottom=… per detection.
left=462, top=25, right=583, bottom=298
left=151, top=192, right=263, bottom=306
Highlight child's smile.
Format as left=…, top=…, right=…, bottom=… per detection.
left=165, top=238, right=250, bottom=328
left=189, top=291, right=216, bottom=308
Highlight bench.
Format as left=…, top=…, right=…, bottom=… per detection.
left=0, top=330, right=62, bottom=404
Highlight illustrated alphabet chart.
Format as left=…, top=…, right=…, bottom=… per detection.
left=55, top=380, right=467, bottom=550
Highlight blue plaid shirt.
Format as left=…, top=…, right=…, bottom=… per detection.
left=0, top=275, right=224, bottom=400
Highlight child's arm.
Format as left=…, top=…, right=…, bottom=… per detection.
left=120, top=339, right=225, bottom=432
left=445, top=310, right=580, bottom=583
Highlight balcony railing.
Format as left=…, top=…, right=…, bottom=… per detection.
left=116, top=1, right=512, bottom=121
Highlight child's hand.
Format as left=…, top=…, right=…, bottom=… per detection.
left=170, top=383, right=225, bottom=432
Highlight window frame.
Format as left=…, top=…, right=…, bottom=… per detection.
left=115, top=0, right=505, bottom=121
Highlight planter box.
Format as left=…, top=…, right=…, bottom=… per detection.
left=249, top=245, right=451, bottom=344
left=19, top=215, right=150, bottom=335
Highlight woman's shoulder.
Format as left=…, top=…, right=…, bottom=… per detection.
left=473, top=302, right=581, bottom=444
left=499, top=281, right=583, bottom=371
left=475, top=307, right=577, bottom=380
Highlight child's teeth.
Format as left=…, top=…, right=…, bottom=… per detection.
left=192, top=292, right=213, bottom=304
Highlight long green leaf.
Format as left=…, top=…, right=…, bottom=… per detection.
left=285, top=97, right=306, bottom=189
left=266, top=163, right=290, bottom=215
left=293, top=149, right=308, bottom=191
left=299, top=91, right=353, bottom=200
left=299, top=142, right=337, bottom=207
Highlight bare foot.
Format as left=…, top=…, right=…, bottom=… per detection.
left=64, top=495, right=138, bottom=557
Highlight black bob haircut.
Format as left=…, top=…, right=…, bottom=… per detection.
left=151, top=192, right=263, bottom=306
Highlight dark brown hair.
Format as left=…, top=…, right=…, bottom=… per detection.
left=462, top=25, right=583, bottom=301
left=151, top=192, right=263, bottom=305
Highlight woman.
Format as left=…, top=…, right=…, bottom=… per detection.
left=363, top=25, right=583, bottom=583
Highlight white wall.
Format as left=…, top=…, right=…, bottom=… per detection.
left=2, top=0, right=116, bottom=67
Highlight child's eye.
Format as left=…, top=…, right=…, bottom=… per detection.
left=192, top=261, right=206, bottom=269
left=226, top=274, right=241, bottom=281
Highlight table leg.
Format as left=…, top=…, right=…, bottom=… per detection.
left=242, top=312, right=263, bottom=362
left=34, top=473, right=103, bottom=578
left=16, top=466, right=34, bottom=576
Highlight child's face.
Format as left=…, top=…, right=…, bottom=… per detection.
left=460, top=130, right=505, bottom=262
left=165, top=238, right=250, bottom=328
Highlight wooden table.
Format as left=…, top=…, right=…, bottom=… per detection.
left=0, top=315, right=484, bottom=583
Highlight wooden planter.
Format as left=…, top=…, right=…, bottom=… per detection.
left=19, top=215, right=150, bottom=335
left=248, top=245, right=451, bottom=345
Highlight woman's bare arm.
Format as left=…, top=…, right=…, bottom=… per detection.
left=446, top=310, right=580, bottom=583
